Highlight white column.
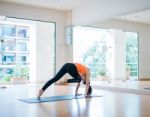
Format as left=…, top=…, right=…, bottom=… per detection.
left=29, top=23, right=36, bottom=83
left=36, top=22, right=54, bottom=83
left=106, top=29, right=115, bottom=80
left=114, top=30, right=126, bottom=80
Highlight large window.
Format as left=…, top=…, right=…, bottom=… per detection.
left=73, top=26, right=108, bottom=79
left=0, top=17, right=55, bottom=83
left=73, top=26, right=139, bottom=80
left=0, top=23, right=29, bottom=80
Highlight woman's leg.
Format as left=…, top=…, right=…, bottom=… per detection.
left=66, top=63, right=82, bottom=83
left=42, top=63, right=69, bottom=91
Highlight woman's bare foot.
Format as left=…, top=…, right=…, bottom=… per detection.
left=37, top=89, right=44, bottom=99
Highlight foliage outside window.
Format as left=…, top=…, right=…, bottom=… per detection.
left=73, top=26, right=107, bottom=79
left=73, top=27, right=138, bottom=80
left=126, top=32, right=138, bottom=78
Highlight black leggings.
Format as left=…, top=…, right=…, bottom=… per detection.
left=42, top=63, right=82, bottom=91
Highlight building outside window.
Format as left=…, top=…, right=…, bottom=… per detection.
left=18, top=42, right=27, bottom=51
left=0, top=22, right=29, bottom=80
left=2, top=25, right=16, bottom=38
left=18, top=27, right=29, bottom=39
left=1, top=40, right=16, bottom=51
left=2, top=54, right=15, bottom=64
left=17, top=54, right=28, bottom=65
left=0, top=18, right=55, bottom=84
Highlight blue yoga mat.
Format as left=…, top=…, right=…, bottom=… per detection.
left=18, top=94, right=102, bottom=103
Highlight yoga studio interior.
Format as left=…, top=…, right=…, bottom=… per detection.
left=0, top=0, right=150, bottom=117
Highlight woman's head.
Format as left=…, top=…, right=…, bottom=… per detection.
left=87, top=85, right=92, bottom=95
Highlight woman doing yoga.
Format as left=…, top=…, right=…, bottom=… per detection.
left=37, top=63, right=92, bottom=98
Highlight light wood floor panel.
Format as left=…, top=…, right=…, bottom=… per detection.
left=0, top=84, right=150, bottom=117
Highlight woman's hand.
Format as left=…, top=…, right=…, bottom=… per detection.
left=84, top=94, right=91, bottom=98
left=75, top=93, right=81, bottom=97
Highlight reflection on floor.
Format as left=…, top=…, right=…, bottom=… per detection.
left=92, top=80, right=150, bottom=94
left=0, top=80, right=150, bottom=117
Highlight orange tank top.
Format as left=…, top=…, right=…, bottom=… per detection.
left=75, top=63, right=88, bottom=76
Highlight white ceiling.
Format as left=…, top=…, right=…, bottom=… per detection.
left=0, top=0, right=93, bottom=10
left=116, top=9, right=150, bottom=24
left=1, top=0, right=150, bottom=24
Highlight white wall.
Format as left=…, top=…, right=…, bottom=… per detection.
left=36, top=22, right=55, bottom=82
left=92, top=19, right=150, bottom=79
left=0, top=1, right=68, bottom=82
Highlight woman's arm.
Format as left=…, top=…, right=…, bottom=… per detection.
left=75, top=82, right=80, bottom=97
left=85, top=69, right=90, bottom=96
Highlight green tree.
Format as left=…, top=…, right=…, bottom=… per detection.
left=126, top=32, right=138, bottom=77
left=82, top=39, right=106, bottom=78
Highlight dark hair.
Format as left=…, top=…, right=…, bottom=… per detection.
left=87, top=85, right=92, bottom=95
left=83, top=80, right=86, bottom=84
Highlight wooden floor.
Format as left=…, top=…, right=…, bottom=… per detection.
left=0, top=82, right=150, bottom=117
left=92, top=80, right=150, bottom=95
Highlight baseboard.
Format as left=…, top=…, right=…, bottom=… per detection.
left=92, top=85, right=150, bottom=95
left=139, top=78, right=150, bottom=81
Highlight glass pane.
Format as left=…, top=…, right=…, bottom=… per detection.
left=126, top=32, right=138, bottom=80
left=17, top=54, right=28, bottom=65
left=17, top=26, right=29, bottom=39
left=7, top=68, right=14, bottom=74
left=73, top=26, right=107, bottom=79
left=2, top=25, right=16, bottom=37
left=2, top=54, right=15, bottom=65
left=0, top=17, right=55, bottom=84
left=0, top=68, right=3, bottom=79
left=1, top=40, right=16, bottom=51
left=18, top=42, right=27, bottom=51
left=0, top=26, right=2, bottom=37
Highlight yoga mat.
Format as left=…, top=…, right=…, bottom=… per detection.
left=18, top=94, right=102, bottom=103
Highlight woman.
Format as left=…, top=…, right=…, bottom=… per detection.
left=38, top=63, right=92, bottom=98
